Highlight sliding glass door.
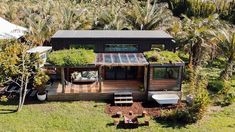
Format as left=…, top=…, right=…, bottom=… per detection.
left=105, top=66, right=137, bottom=80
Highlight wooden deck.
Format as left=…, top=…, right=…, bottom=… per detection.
left=47, top=80, right=143, bottom=95
left=47, top=80, right=144, bottom=101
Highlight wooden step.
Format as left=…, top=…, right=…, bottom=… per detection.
left=114, top=100, right=133, bottom=104
left=114, top=92, right=132, bottom=96
left=114, top=92, right=133, bottom=105
left=114, top=96, right=133, bottom=100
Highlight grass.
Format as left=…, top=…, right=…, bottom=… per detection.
left=0, top=101, right=235, bottom=132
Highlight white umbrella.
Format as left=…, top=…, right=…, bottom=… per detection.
left=0, top=17, right=27, bottom=39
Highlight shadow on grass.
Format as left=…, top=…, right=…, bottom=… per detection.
left=0, top=108, right=16, bottom=114
left=154, top=118, right=187, bottom=129
left=106, top=121, right=139, bottom=130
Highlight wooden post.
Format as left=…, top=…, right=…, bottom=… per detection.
left=61, top=67, right=65, bottom=93
left=144, top=66, right=148, bottom=94
left=178, top=66, right=183, bottom=91
left=98, top=66, right=102, bottom=92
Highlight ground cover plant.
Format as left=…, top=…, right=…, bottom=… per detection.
left=47, top=49, right=96, bottom=67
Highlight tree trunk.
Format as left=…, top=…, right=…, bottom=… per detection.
left=20, top=75, right=29, bottom=109
left=16, top=75, right=24, bottom=112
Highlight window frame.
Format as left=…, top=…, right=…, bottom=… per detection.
left=104, top=44, right=139, bottom=52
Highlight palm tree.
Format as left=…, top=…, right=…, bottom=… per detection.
left=56, top=3, right=92, bottom=30
left=181, top=14, right=221, bottom=68
left=124, top=0, right=176, bottom=30
left=216, top=28, right=235, bottom=80
left=94, top=3, right=129, bottom=30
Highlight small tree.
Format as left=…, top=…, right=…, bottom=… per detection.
left=0, top=42, right=41, bottom=112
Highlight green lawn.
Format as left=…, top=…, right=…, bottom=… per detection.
left=0, top=101, right=235, bottom=132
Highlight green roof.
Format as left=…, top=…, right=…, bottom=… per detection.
left=47, top=49, right=96, bottom=67
left=144, top=51, right=183, bottom=64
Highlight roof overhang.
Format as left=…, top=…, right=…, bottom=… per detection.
left=27, top=46, right=52, bottom=54
left=52, top=30, right=173, bottom=39
left=50, top=30, right=175, bottom=50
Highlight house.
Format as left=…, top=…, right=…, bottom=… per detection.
left=45, top=30, right=184, bottom=102
left=27, top=46, right=52, bottom=68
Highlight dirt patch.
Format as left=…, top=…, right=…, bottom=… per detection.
left=105, top=102, right=185, bottom=117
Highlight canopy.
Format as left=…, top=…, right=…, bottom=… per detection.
left=96, top=53, right=148, bottom=66
left=0, top=17, right=27, bottom=39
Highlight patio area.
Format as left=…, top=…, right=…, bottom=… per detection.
left=47, top=80, right=143, bottom=95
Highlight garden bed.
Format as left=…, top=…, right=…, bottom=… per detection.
left=105, top=102, right=185, bottom=117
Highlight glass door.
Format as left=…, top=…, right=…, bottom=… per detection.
left=105, top=66, right=138, bottom=80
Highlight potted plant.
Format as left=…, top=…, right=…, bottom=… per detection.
left=33, top=71, right=49, bottom=101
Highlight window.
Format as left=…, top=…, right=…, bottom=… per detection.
left=70, top=44, right=95, bottom=50
left=153, top=67, right=179, bottom=80
left=104, top=44, right=138, bottom=52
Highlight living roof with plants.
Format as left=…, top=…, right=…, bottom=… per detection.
left=144, top=50, right=182, bottom=64
left=47, top=49, right=96, bottom=67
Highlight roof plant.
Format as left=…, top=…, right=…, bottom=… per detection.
left=144, top=50, right=182, bottom=64
left=47, top=48, right=96, bottom=67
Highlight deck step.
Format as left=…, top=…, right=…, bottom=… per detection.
left=114, top=96, right=133, bottom=100
left=114, top=92, right=133, bottom=105
left=114, top=100, right=133, bottom=104
left=114, top=92, right=132, bottom=96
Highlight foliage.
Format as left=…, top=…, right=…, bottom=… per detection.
left=180, top=14, right=221, bottom=68
left=220, top=93, right=235, bottom=106
left=176, top=51, right=189, bottom=63
left=33, top=71, right=49, bottom=94
left=165, top=0, right=235, bottom=24
left=216, top=28, right=235, bottom=80
left=124, top=0, right=177, bottom=30
left=159, top=78, right=209, bottom=124
left=93, top=0, right=129, bottom=30
left=144, top=50, right=182, bottom=64
left=0, top=95, right=8, bottom=103
left=47, top=49, right=96, bottom=67
left=208, top=80, right=225, bottom=93
left=214, top=81, right=235, bottom=106
left=0, top=42, right=41, bottom=112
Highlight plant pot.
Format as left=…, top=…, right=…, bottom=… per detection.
left=186, top=94, right=194, bottom=105
left=37, top=92, right=47, bottom=101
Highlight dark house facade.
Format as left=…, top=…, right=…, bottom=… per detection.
left=48, top=30, right=184, bottom=101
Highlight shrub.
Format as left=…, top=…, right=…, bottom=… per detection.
left=144, top=51, right=182, bottom=64
left=207, top=80, right=224, bottom=93
left=222, top=93, right=235, bottom=106
left=0, top=95, right=8, bottom=102
left=214, top=81, right=235, bottom=106
left=158, top=78, right=210, bottom=124
left=33, top=71, right=49, bottom=94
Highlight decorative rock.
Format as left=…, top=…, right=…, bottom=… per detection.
left=114, top=118, right=120, bottom=125
left=142, top=110, right=147, bottom=117
left=116, top=111, right=122, bottom=118
left=129, top=111, right=134, bottom=116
